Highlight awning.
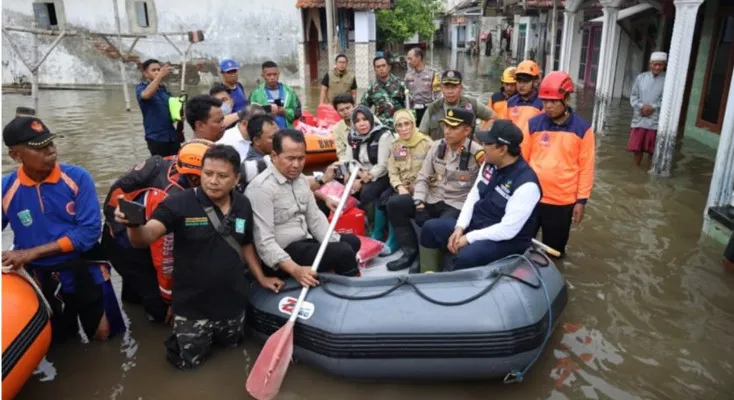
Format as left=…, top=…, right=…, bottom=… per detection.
left=589, top=3, right=655, bottom=23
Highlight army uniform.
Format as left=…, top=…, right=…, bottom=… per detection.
left=360, top=73, right=408, bottom=130
left=405, top=66, right=442, bottom=124
left=168, top=313, right=246, bottom=368
left=385, top=108, right=484, bottom=271
left=418, top=70, right=494, bottom=141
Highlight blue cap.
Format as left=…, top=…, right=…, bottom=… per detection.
left=219, top=59, right=239, bottom=72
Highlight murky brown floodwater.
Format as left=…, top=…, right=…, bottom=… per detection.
left=3, top=49, right=734, bottom=400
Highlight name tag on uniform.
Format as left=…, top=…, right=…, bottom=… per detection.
left=494, top=186, right=511, bottom=200
left=235, top=218, right=246, bottom=234
left=393, top=145, right=408, bottom=159
left=482, top=167, right=493, bottom=183
left=458, top=174, right=469, bottom=186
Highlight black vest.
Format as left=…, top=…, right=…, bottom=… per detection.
left=469, top=158, right=540, bottom=242
left=350, top=127, right=389, bottom=166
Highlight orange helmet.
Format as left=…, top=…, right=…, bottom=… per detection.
left=501, top=67, right=517, bottom=84
left=538, top=71, right=575, bottom=100
left=176, top=140, right=213, bottom=176
left=515, top=60, right=540, bottom=78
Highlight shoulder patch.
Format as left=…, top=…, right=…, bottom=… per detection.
left=474, top=150, right=485, bottom=165
left=133, top=161, right=145, bottom=171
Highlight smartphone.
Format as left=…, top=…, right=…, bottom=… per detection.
left=119, top=199, right=146, bottom=226
left=263, top=104, right=273, bottom=114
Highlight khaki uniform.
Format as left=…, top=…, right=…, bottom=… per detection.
left=245, top=165, right=339, bottom=269
left=332, top=120, right=350, bottom=162
left=387, top=133, right=433, bottom=191
left=413, top=138, right=485, bottom=211
left=405, top=67, right=442, bottom=106
left=324, top=70, right=356, bottom=104
left=419, top=96, right=494, bottom=141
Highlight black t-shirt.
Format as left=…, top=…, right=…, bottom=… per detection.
left=321, top=73, right=358, bottom=90
left=151, top=187, right=253, bottom=320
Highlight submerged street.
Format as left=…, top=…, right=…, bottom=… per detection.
left=2, top=50, right=733, bottom=399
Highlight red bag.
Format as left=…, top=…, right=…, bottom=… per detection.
left=316, top=181, right=359, bottom=211
left=356, top=235, right=384, bottom=268
left=331, top=207, right=366, bottom=236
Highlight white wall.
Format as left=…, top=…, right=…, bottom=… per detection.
left=614, top=27, right=644, bottom=98
left=568, top=10, right=584, bottom=88
left=2, top=0, right=303, bottom=85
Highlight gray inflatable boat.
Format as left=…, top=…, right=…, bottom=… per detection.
left=247, top=248, right=567, bottom=381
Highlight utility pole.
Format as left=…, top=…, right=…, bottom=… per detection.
left=325, top=0, right=336, bottom=66
left=112, top=0, right=131, bottom=111
left=550, top=0, right=558, bottom=71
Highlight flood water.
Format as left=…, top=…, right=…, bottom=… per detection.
left=3, top=49, right=734, bottom=400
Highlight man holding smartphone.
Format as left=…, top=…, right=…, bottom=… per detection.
left=248, top=61, right=300, bottom=129
left=116, top=145, right=269, bottom=369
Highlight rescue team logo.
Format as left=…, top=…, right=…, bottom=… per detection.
left=17, top=209, right=32, bottom=227
left=540, top=132, right=551, bottom=147
left=278, top=296, right=315, bottom=320
left=474, top=150, right=485, bottom=165
left=184, top=217, right=208, bottom=227
left=65, top=201, right=76, bottom=215
left=30, top=120, right=44, bottom=132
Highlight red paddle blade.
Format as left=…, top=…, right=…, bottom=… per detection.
left=246, top=321, right=295, bottom=400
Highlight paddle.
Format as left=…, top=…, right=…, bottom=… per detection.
left=531, top=238, right=561, bottom=258
left=246, top=162, right=362, bottom=400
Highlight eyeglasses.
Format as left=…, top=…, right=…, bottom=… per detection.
left=396, top=122, right=412, bottom=128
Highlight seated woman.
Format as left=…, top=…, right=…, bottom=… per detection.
left=383, top=110, right=433, bottom=270
left=344, top=105, right=396, bottom=246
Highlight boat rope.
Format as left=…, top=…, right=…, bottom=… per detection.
left=503, top=251, right=554, bottom=384
left=316, top=249, right=548, bottom=307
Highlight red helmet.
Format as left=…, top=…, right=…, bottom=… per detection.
left=538, top=71, right=575, bottom=100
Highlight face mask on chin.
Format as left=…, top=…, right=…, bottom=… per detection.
left=221, top=102, right=233, bottom=115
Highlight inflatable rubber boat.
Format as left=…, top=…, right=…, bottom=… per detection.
left=297, top=105, right=340, bottom=167
left=2, top=272, right=52, bottom=399
left=247, top=248, right=567, bottom=381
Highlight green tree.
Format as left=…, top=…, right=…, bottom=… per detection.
left=376, top=0, right=443, bottom=46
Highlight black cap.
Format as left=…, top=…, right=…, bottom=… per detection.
left=441, top=107, right=475, bottom=127
left=441, top=70, right=462, bottom=85
left=3, top=116, right=56, bottom=148
left=476, top=119, right=523, bottom=148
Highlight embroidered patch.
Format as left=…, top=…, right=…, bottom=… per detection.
left=465, top=103, right=473, bottom=110
left=235, top=218, right=246, bottom=234
left=65, top=201, right=76, bottom=215
left=482, top=165, right=493, bottom=183
left=133, top=161, right=145, bottom=171
left=474, top=150, right=485, bottom=165
left=184, top=217, right=208, bottom=227
left=540, top=132, right=551, bottom=147
left=17, top=209, right=32, bottom=227
left=30, top=121, right=44, bottom=132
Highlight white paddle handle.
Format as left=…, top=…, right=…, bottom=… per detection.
left=531, top=238, right=561, bottom=257
left=287, top=162, right=361, bottom=324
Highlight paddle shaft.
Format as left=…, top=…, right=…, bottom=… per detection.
left=285, top=164, right=361, bottom=324
left=531, top=238, right=561, bottom=258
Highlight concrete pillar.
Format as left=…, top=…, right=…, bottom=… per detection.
left=703, top=76, right=734, bottom=231
left=297, top=41, right=307, bottom=89
left=594, top=0, right=622, bottom=99
left=650, top=0, right=704, bottom=177
left=559, top=10, right=578, bottom=72
left=354, top=10, right=372, bottom=88
left=451, top=23, right=458, bottom=53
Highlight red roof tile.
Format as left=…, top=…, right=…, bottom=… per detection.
left=296, top=0, right=393, bottom=9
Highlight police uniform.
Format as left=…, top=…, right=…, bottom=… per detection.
left=418, top=70, right=494, bottom=140
left=385, top=108, right=483, bottom=270
left=2, top=117, right=126, bottom=343
left=150, top=187, right=253, bottom=369
left=405, top=66, right=441, bottom=124
left=421, top=120, right=542, bottom=271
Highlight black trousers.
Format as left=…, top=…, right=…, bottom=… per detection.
left=266, top=234, right=362, bottom=278
left=414, top=108, right=427, bottom=126
left=386, top=194, right=461, bottom=228
left=147, top=139, right=181, bottom=158
left=357, top=175, right=391, bottom=209
left=534, top=203, right=575, bottom=256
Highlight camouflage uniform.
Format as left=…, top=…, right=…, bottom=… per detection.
left=167, top=312, right=246, bottom=369
left=360, top=74, right=408, bottom=130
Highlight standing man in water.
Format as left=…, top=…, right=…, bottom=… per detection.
left=405, top=47, right=442, bottom=124
left=319, top=54, right=357, bottom=105
left=137, top=59, right=180, bottom=157
left=249, top=61, right=300, bottom=129
left=525, top=71, right=595, bottom=257
left=361, top=55, right=408, bottom=131
left=219, top=58, right=248, bottom=114
left=628, top=52, right=666, bottom=167
left=185, top=95, right=226, bottom=143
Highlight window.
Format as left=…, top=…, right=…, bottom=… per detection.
left=697, top=12, right=734, bottom=133
left=33, top=1, right=59, bottom=29
left=135, top=1, right=150, bottom=28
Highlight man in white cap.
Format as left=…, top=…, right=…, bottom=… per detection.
left=628, top=51, right=667, bottom=166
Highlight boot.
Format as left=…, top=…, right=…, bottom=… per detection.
left=371, top=207, right=387, bottom=240
left=419, top=245, right=443, bottom=273
left=387, top=226, right=418, bottom=271
left=381, top=223, right=400, bottom=256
